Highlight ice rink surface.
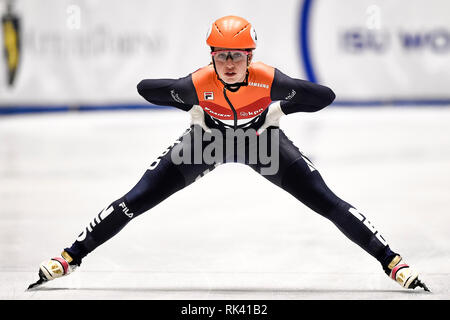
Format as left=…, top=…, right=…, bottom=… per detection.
left=0, top=106, right=449, bottom=300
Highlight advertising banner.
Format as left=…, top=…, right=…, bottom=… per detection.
left=0, top=0, right=449, bottom=111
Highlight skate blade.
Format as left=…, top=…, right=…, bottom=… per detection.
left=412, top=278, right=431, bottom=293
left=26, top=269, right=48, bottom=291
left=27, top=278, right=47, bottom=290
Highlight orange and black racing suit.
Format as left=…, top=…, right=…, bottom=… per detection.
left=65, top=62, right=398, bottom=274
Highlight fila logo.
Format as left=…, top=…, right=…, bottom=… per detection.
left=204, top=92, right=214, bottom=100
left=119, top=201, right=134, bottom=219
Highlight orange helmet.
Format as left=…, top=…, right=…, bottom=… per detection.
left=206, top=15, right=257, bottom=49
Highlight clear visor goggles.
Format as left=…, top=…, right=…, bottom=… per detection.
left=211, top=50, right=250, bottom=63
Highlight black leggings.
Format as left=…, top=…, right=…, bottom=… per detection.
left=66, top=126, right=397, bottom=270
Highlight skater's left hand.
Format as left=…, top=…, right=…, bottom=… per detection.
left=257, top=101, right=285, bottom=135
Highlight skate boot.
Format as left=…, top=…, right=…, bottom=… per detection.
left=386, top=255, right=430, bottom=292
left=27, top=250, right=78, bottom=290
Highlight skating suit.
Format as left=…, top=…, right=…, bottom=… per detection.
left=65, top=62, right=397, bottom=272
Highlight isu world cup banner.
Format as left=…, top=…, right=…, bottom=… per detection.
left=299, top=0, right=450, bottom=104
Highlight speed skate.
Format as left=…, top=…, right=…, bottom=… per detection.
left=386, top=255, right=431, bottom=292
left=27, top=251, right=77, bottom=290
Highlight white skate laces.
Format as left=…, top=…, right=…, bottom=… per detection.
left=387, top=255, right=430, bottom=292
left=27, top=251, right=77, bottom=290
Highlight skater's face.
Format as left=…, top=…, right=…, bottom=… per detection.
left=212, top=47, right=252, bottom=84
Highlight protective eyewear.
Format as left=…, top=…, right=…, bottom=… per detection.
left=211, top=50, right=250, bottom=62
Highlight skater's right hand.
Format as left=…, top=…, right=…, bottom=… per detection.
left=189, top=105, right=212, bottom=133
